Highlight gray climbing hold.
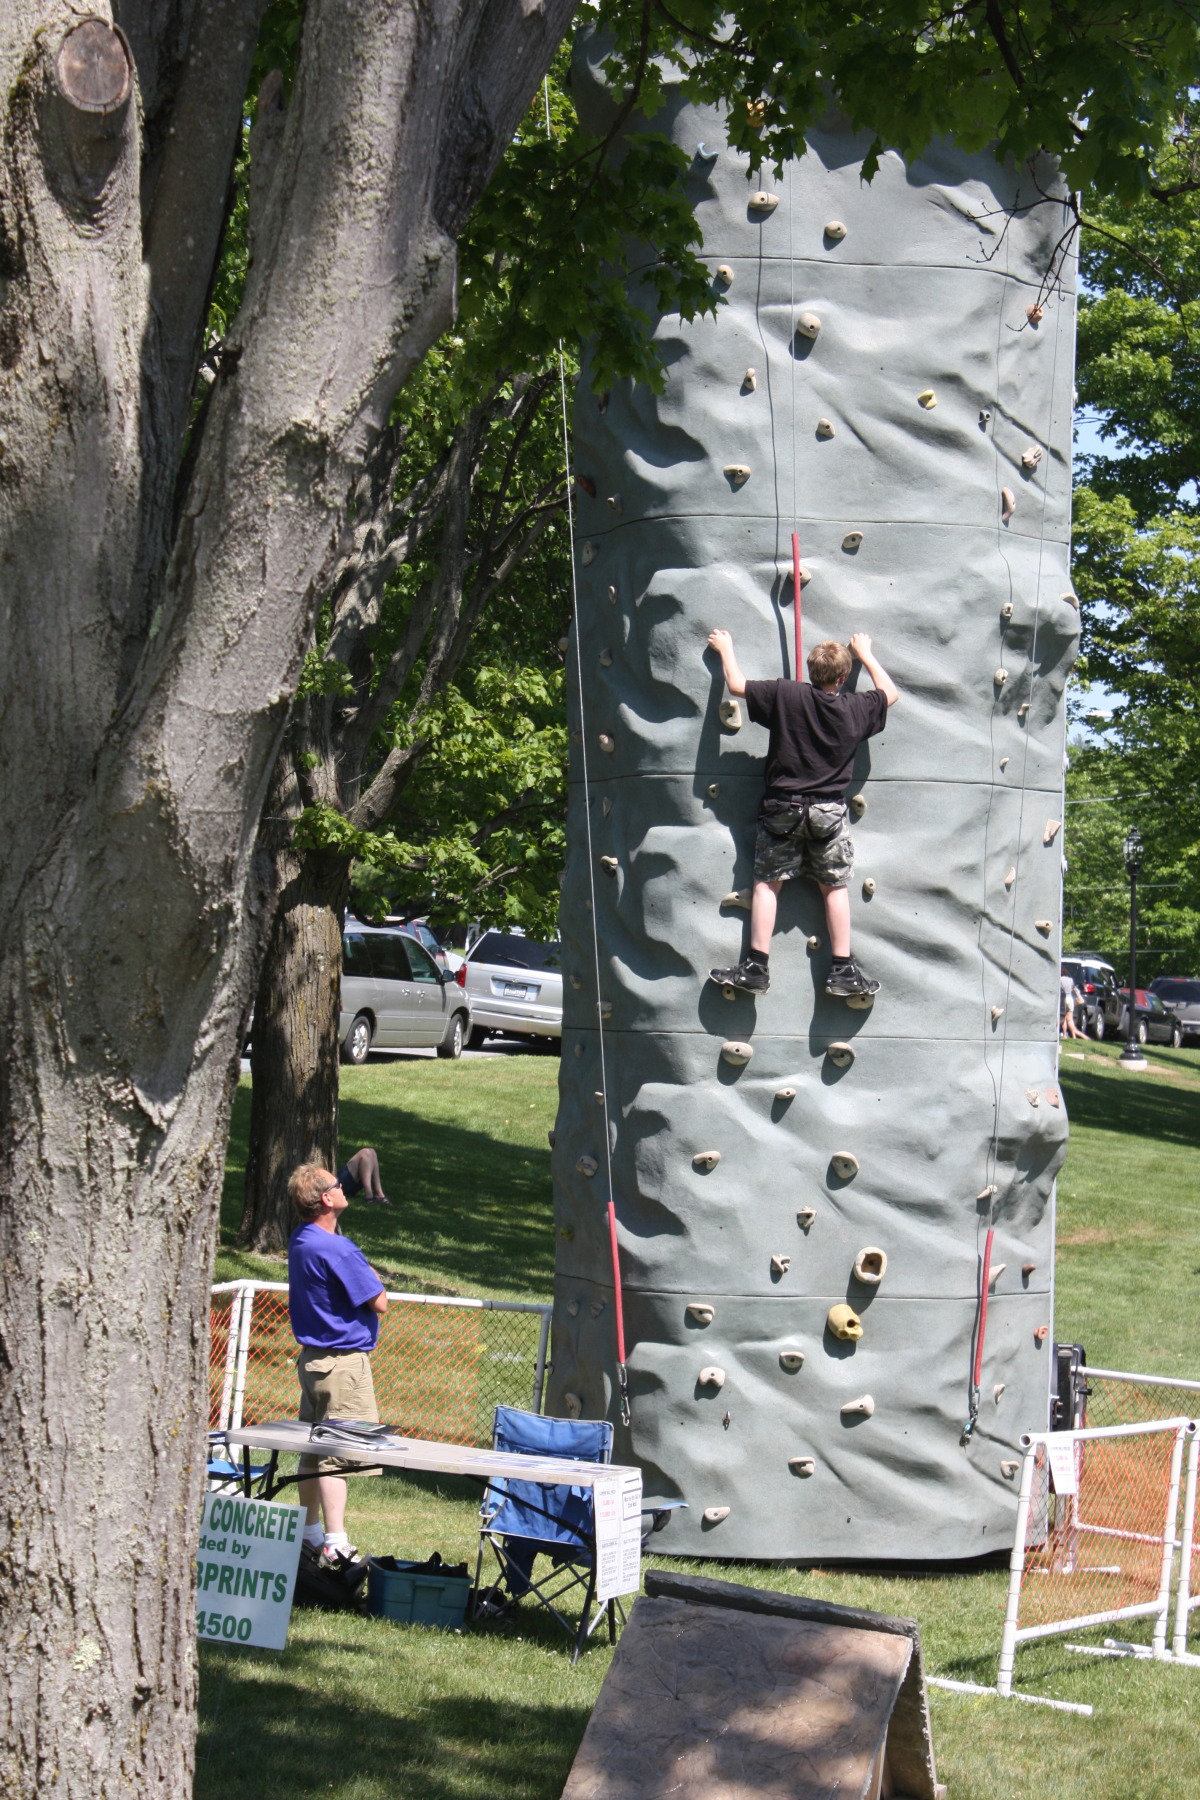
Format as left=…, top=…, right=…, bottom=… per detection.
left=1021, top=445, right=1043, bottom=469
left=831, top=1151, right=859, bottom=1180
left=557, top=636, right=570, bottom=653
left=788, top=1456, right=816, bottom=1477
left=853, top=1246, right=887, bottom=1284
left=826, top=1042, right=855, bottom=1068
left=1043, top=819, right=1062, bottom=844
left=719, top=698, right=742, bottom=729
left=723, top=463, right=751, bottom=487
left=742, top=368, right=757, bottom=392
left=598, top=732, right=615, bottom=753
left=686, top=1303, right=715, bottom=1326
left=774, top=1086, right=796, bottom=1102
left=564, top=1393, right=583, bottom=1419
left=599, top=855, right=618, bottom=877
left=599, top=647, right=613, bottom=667
left=601, top=798, right=613, bottom=820
left=994, top=668, right=1008, bottom=686
left=716, top=263, right=734, bottom=285
left=842, top=530, right=863, bottom=551
left=572, top=1043, right=583, bottom=1058
left=748, top=191, right=778, bottom=212
left=1001, top=487, right=1016, bottom=523
left=815, top=417, right=835, bottom=439
left=706, top=782, right=720, bottom=798
left=849, top=793, right=867, bottom=818
left=977, top=1184, right=998, bottom=1200
left=1034, top=918, right=1053, bottom=936
left=770, top=1254, right=791, bottom=1276
left=796, top=311, right=822, bottom=340
left=692, top=1150, right=722, bottom=1172
left=840, top=1394, right=875, bottom=1417
left=698, top=1365, right=726, bottom=1388
left=721, top=888, right=751, bottom=911
left=824, top=219, right=847, bottom=240
left=917, top=389, right=937, bottom=408
left=576, top=1154, right=598, bottom=1177
left=1004, top=867, right=1016, bottom=889
left=703, top=1505, right=731, bottom=1522
left=580, top=541, right=598, bottom=564
left=590, top=1298, right=606, bottom=1318
left=796, top=1208, right=817, bottom=1230
left=990, top=1007, right=1004, bottom=1023
left=828, top=1304, right=863, bottom=1341
left=861, top=877, right=875, bottom=898
left=779, top=1350, right=806, bottom=1372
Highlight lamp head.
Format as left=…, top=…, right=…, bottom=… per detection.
left=1123, top=825, right=1143, bottom=876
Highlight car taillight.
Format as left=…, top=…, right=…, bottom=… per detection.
left=1083, top=982, right=1095, bottom=993
left=455, top=964, right=466, bottom=987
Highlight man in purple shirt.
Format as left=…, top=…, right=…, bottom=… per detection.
left=286, top=1164, right=389, bottom=1575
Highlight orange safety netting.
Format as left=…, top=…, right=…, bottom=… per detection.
left=1085, top=1374, right=1200, bottom=1611
left=208, top=1288, right=239, bottom=1430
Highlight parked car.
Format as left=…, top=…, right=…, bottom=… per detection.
left=1113, top=988, right=1183, bottom=1048
left=340, top=925, right=471, bottom=1063
left=455, top=930, right=562, bottom=1047
left=1148, top=977, right=1200, bottom=1045
left=1061, top=954, right=1120, bottom=1038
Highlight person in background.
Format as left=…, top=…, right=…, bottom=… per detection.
left=286, top=1164, right=388, bottom=1574
left=1060, top=966, right=1084, bottom=1040
left=336, top=1144, right=390, bottom=1206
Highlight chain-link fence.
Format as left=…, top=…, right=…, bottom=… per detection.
left=210, top=1281, right=551, bottom=1448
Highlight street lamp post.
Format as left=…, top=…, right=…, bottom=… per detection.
left=1118, top=825, right=1147, bottom=1071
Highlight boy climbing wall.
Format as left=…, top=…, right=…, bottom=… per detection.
left=706, top=629, right=900, bottom=1000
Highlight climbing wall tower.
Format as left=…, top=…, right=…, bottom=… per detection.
left=549, top=37, right=1077, bottom=1560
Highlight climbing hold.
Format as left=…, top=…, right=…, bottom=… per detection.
left=1043, top=819, right=1061, bottom=844
left=841, top=1394, right=875, bottom=1417
left=723, top=463, right=751, bottom=487
left=1034, top=1325, right=1050, bottom=1343
left=796, top=1208, right=817, bottom=1230
left=830, top=1152, right=859, bottom=1180
left=788, top=1456, right=816, bottom=1477
left=1025, top=1088, right=1040, bottom=1107
left=606, top=585, right=617, bottom=605
left=999, top=756, right=1010, bottom=771
left=917, top=390, right=937, bottom=409
left=1022, top=1262, right=1037, bottom=1277
left=827, top=1304, right=863, bottom=1341
left=742, top=368, right=757, bottom=392
left=1061, top=590, right=1079, bottom=609
left=816, top=417, right=836, bottom=439
left=573, top=1043, right=583, bottom=1058
left=599, top=647, right=613, bottom=668
left=826, top=1042, right=855, bottom=1069
left=557, top=636, right=570, bottom=653
left=806, top=935, right=821, bottom=950
left=607, top=493, right=622, bottom=513
left=1027, top=302, right=1045, bottom=324
left=599, top=855, right=618, bottom=877
left=1004, top=867, right=1016, bottom=889
left=716, top=264, right=734, bottom=285
left=990, top=1007, right=1004, bottom=1023
left=706, top=782, right=720, bottom=798
left=719, top=698, right=742, bottom=729
left=721, top=986, right=736, bottom=1001
left=775, top=1087, right=796, bottom=1102
left=686, top=1303, right=715, bottom=1326
left=601, top=796, right=612, bottom=817
left=580, top=541, right=598, bottom=564
left=569, top=974, right=582, bottom=990
left=559, top=1224, right=574, bottom=1241
left=988, top=1263, right=1007, bottom=1291
left=594, top=1090, right=604, bottom=1105
left=849, top=794, right=867, bottom=818
left=1034, top=919, right=1052, bottom=936
left=994, top=668, right=1008, bottom=686
left=861, top=877, right=875, bottom=898
left=1021, top=445, right=1043, bottom=470
left=598, top=733, right=615, bottom=753
left=1001, top=1460, right=1019, bottom=1479
left=1045, top=1088, right=1061, bottom=1108
left=779, top=1350, right=806, bottom=1372
left=575, top=475, right=596, bottom=498
left=597, top=1002, right=612, bottom=1020
left=796, top=311, right=822, bottom=340
left=797, top=564, right=812, bottom=585
left=842, top=531, right=863, bottom=552
left=979, top=409, right=992, bottom=427
left=721, top=888, right=751, bottom=911
left=770, top=1254, right=792, bottom=1276
left=692, top=1150, right=722, bottom=1172
left=703, top=1505, right=730, bottom=1523
left=852, top=1247, right=887, bottom=1285
left=993, top=1383, right=1006, bottom=1402
left=548, top=1130, right=557, bottom=1147
left=824, top=219, right=847, bottom=240
left=748, top=191, right=779, bottom=212
left=845, top=992, right=874, bottom=1010
left=977, top=1184, right=998, bottom=1201
left=1017, top=702, right=1030, bottom=720
left=576, top=1154, right=598, bottom=1176
left=720, top=1040, right=754, bottom=1066
left=1000, top=602, right=1014, bottom=621
left=1001, top=488, right=1016, bottom=523
left=698, top=1366, right=726, bottom=1388
left=589, top=1300, right=607, bottom=1320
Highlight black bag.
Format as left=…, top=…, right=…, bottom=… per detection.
left=294, top=1551, right=370, bottom=1613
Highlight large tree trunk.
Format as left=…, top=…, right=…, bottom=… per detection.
left=242, top=849, right=352, bottom=1253
left=0, top=5, right=577, bottom=1794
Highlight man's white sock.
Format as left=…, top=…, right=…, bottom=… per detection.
left=303, top=1523, right=324, bottom=1549
left=325, top=1531, right=350, bottom=1552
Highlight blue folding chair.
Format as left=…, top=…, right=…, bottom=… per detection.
left=471, top=1406, right=617, bottom=1661
left=206, top=1432, right=271, bottom=1496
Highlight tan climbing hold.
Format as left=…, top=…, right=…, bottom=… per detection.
left=606, top=585, right=617, bottom=605
left=1045, top=1087, right=1061, bottom=1108
left=1025, top=1087, right=1040, bottom=1107
left=796, top=1207, right=817, bottom=1230
left=816, top=417, right=836, bottom=439
left=723, top=463, right=751, bottom=487
left=1022, top=1262, right=1037, bottom=1276
left=770, top=1254, right=792, bottom=1276
left=742, top=368, right=757, bottom=392
left=721, top=888, right=751, bottom=911
left=779, top=1350, right=806, bottom=1372
left=797, top=564, right=811, bottom=585
left=917, top=389, right=937, bottom=409
left=775, top=1087, right=796, bottom=1102
left=849, top=793, right=867, bottom=817
left=557, top=636, right=570, bottom=653
left=1034, top=1325, right=1050, bottom=1343
left=703, top=1505, right=730, bottom=1523
left=598, top=732, right=615, bottom=753
left=562, top=1394, right=584, bottom=1421
left=1001, top=1459, right=1019, bottom=1479
left=716, top=263, right=734, bottom=285
left=1034, top=918, right=1052, bottom=936
left=861, top=877, right=875, bottom=898
left=831, top=1152, right=859, bottom=1180
left=607, top=493, right=622, bottom=513
left=842, top=530, right=863, bottom=551
left=1001, top=487, right=1016, bottom=523
left=599, top=855, right=618, bottom=876
left=827, top=1304, right=863, bottom=1341
left=698, top=1366, right=726, bottom=1388
left=569, top=974, right=582, bottom=989
left=841, top=1394, right=875, bottom=1417
left=788, top=1456, right=816, bottom=1477
left=826, top=1042, right=855, bottom=1069
left=594, top=1090, right=604, bottom=1105
left=1043, top=819, right=1062, bottom=844
left=999, top=756, right=1010, bottom=771
left=1062, top=589, right=1079, bottom=609
left=987, top=1263, right=1007, bottom=1291
left=601, top=796, right=612, bottom=817
left=1021, top=445, right=1043, bottom=470
left=576, top=1154, right=598, bottom=1176
left=991, top=1006, right=1004, bottom=1023
left=568, top=1297, right=580, bottom=1319
left=1004, top=867, right=1016, bottom=889
left=993, top=1383, right=1006, bottom=1402
left=1027, top=302, right=1045, bottom=324
left=1000, top=602, right=1014, bottom=621
left=706, top=782, right=720, bottom=798
left=806, top=935, right=821, bottom=950
left=853, top=1246, right=887, bottom=1284
left=977, top=1184, right=998, bottom=1200
left=796, top=311, right=822, bottom=340
left=692, top=1150, right=721, bottom=1172
left=824, top=220, right=847, bottom=240
left=719, top=698, right=742, bottom=729
left=1018, top=702, right=1030, bottom=719
left=845, top=992, right=874, bottom=1010
left=596, top=1001, right=612, bottom=1020
left=686, top=1303, right=715, bottom=1326
left=994, top=667, right=1008, bottom=686
left=720, top=1039, right=754, bottom=1067
left=599, top=647, right=613, bottom=667
left=749, top=191, right=778, bottom=212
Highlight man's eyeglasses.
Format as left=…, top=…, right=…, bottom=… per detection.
left=319, top=1180, right=344, bottom=1200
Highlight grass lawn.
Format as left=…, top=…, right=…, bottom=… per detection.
left=199, top=1041, right=1200, bottom=1800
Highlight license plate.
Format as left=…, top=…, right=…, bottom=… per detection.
left=502, top=982, right=529, bottom=998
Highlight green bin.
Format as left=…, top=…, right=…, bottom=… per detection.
left=366, top=1556, right=471, bottom=1631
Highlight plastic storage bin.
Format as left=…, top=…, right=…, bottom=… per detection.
left=366, top=1556, right=471, bottom=1630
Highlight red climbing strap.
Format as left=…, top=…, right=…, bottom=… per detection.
left=791, top=531, right=802, bottom=679
left=606, top=1197, right=629, bottom=1424
left=974, top=1228, right=995, bottom=1390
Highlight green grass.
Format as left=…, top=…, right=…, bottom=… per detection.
left=199, top=1042, right=1200, bottom=1800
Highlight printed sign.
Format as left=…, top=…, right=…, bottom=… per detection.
left=1047, top=1435, right=1079, bottom=1496
left=196, top=1490, right=304, bottom=1650
left=594, top=1468, right=642, bottom=1603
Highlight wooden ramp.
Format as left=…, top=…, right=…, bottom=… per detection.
left=561, top=1572, right=945, bottom=1800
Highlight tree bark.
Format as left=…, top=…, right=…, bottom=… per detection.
left=0, top=3, right=578, bottom=1794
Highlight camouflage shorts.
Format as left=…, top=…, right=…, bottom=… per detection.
left=753, top=800, right=854, bottom=888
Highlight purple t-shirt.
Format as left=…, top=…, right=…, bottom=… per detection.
left=287, top=1224, right=382, bottom=1352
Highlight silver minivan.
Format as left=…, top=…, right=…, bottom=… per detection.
left=456, top=931, right=562, bottom=1046
left=339, top=926, right=471, bottom=1063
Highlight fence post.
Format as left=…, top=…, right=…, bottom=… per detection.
left=1172, top=1429, right=1199, bottom=1657
left=997, top=1437, right=1037, bottom=1698
left=230, top=1282, right=257, bottom=1430
left=532, top=1307, right=552, bottom=1414
left=216, top=1285, right=245, bottom=1433
left=1152, top=1422, right=1188, bottom=1656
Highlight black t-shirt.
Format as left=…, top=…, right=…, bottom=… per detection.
left=743, top=680, right=888, bottom=802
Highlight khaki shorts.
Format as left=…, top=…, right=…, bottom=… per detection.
left=754, top=800, right=854, bottom=888
left=297, top=1348, right=381, bottom=1477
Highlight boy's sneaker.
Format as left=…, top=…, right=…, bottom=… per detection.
left=825, top=959, right=880, bottom=999
left=709, top=958, right=770, bottom=994
left=318, top=1543, right=364, bottom=1574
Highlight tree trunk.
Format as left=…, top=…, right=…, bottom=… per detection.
left=242, top=849, right=353, bottom=1253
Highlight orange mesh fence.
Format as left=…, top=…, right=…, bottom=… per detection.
left=208, top=1287, right=241, bottom=1430
left=213, top=1283, right=550, bottom=1448
left=1084, top=1371, right=1200, bottom=1617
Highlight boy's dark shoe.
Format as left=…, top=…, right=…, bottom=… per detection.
left=709, top=958, right=770, bottom=994
left=825, top=959, right=880, bottom=999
